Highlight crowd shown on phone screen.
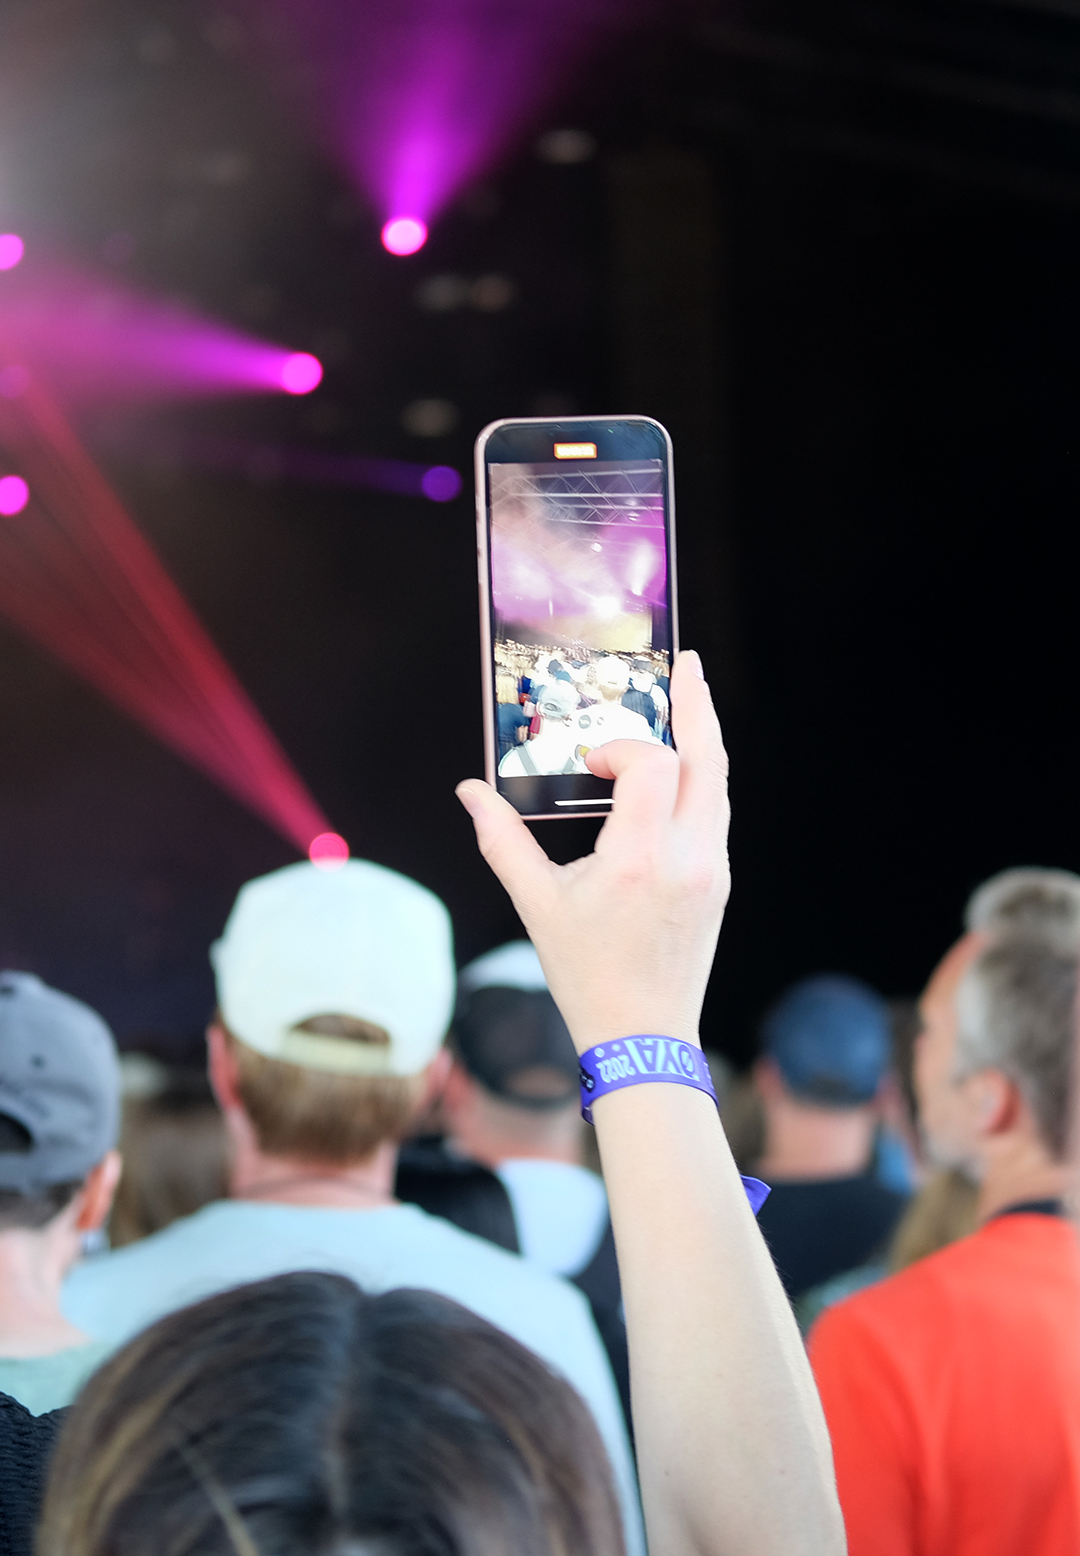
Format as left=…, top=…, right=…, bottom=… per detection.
left=495, top=643, right=671, bottom=776
left=2, top=649, right=1079, bottom=1556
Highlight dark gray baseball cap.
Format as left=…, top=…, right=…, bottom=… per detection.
left=454, top=941, right=579, bottom=1109
left=0, top=972, right=121, bottom=1193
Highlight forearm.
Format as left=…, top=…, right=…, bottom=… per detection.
left=594, top=1082, right=845, bottom=1556
left=457, top=652, right=842, bottom=1555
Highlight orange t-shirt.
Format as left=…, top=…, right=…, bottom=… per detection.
left=809, top=1214, right=1080, bottom=1556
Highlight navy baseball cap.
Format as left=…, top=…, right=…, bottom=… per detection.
left=0, top=972, right=121, bottom=1193
left=761, top=975, right=891, bottom=1106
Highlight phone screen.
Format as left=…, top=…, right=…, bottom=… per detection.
left=476, top=417, right=677, bottom=819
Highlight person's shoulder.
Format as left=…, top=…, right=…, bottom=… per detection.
left=812, top=1223, right=992, bottom=1353
left=0, top=1390, right=64, bottom=1482
left=0, top=1340, right=113, bottom=1417
left=66, top=1201, right=233, bottom=1295
left=759, top=1172, right=905, bottom=1217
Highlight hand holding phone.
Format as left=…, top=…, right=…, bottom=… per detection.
left=475, top=416, right=678, bottom=819
left=456, top=649, right=726, bottom=1050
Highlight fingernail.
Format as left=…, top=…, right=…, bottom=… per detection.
left=684, top=650, right=705, bottom=679
left=455, top=782, right=479, bottom=815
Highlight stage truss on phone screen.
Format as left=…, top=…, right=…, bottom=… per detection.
left=490, top=461, right=665, bottom=531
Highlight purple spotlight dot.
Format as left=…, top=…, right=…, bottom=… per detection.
left=280, top=352, right=323, bottom=395
left=381, top=217, right=428, bottom=256
left=0, top=476, right=30, bottom=516
left=0, top=234, right=24, bottom=271
left=309, top=831, right=349, bottom=871
left=421, top=465, right=463, bottom=502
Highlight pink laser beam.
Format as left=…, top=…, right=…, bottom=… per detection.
left=0, top=376, right=332, bottom=853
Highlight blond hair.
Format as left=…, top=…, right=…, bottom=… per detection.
left=221, top=1023, right=422, bottom=1164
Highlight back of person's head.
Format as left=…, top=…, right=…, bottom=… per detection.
left=454, top=942, right=579, bottom=1111
left=536, top=682, right=577, bottom=722
left=39, top=1271, right=623, bottom=1556
left=964, top=866, right=1080, bottom=952
left=110, top=1068, right=228, bottom=1247
left=210, top=859, right=454, bottom=1164
left=596, top=656, right=630, bottom=693
left=952, top=866, right=1080, bottom=1160
left=954, top=931, right=1077, bottom=1160
left=0, top=971, right=120, bottom=1229
left=760, top=974, right=891, bottom=1108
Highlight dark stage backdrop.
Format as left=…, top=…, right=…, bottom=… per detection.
left=0, top=0, right=1077, bottom=1064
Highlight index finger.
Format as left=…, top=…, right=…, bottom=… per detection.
left=585, top=738, right=681, bottom=857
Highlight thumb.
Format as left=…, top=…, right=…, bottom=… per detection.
left=455, top=779, right=557, bottom=917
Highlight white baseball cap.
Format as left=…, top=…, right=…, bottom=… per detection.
left=210, top=860, right=455, bottom=1077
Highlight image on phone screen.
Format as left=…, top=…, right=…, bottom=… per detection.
left=477, top=418, right=677, bottom=819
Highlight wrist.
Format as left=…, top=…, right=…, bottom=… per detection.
left=578, top=1034, right=714, bottom=1123
left=567, top=1020, right=702, bottom=1056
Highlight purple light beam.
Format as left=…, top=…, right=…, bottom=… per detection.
left=0, top=256, right=322, bottom=409
left=263, top=0, right=655, bottom=231
left=97, top=427, right=463, bottom=503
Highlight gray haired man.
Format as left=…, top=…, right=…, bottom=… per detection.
left=809, top=867, right=1080, bottom=1556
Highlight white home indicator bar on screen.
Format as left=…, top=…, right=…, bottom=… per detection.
left=554, top=442, right=597, bottom=459
left=555, top=798, right=613, bottom=806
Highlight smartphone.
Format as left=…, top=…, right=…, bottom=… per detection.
left=475, top=416, right=678, bottom=820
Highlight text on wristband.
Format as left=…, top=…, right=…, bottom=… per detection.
left=589, top=1038, right=699, bottom=1085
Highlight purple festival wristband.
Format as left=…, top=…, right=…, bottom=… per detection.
left=579, top=1036, right=771, bottom=1215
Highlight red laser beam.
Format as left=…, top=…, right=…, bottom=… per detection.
left=0, top=377, right=332, bottom=854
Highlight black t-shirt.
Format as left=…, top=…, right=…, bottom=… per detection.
left=0, top=1393, right=63, bottom=1556
left=754, top=1173, right=908, bottom=1299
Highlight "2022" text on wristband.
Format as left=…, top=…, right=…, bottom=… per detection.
left=578, top=1036, right=771, bottom=1215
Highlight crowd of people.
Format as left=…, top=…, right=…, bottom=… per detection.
left=494, top=641, right=671, bottom=775
left=0, top=648, right=1078, bottom=1556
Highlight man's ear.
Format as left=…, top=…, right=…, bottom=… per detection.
left=439, top=1056, right=477, bottom=1118
left=753, top=1057, right=785, bottom=1102
left=419, top=1047, right=453, bottom=1110
left=206, top=1022, right=243, bottom=1113
left=74, top=1149, right=122, bottom=1233
left=968, top=1068, right=1019, bottom=1139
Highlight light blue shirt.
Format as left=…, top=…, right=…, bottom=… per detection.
left=0, top=1340, right=113, bottom=1415
left=63, top=1199, right=641, bottom=1553
left=495, top=1160, right=609, bottom=1276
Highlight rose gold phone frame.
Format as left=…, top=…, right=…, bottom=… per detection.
left=474, top=415, right=679, bottom=821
